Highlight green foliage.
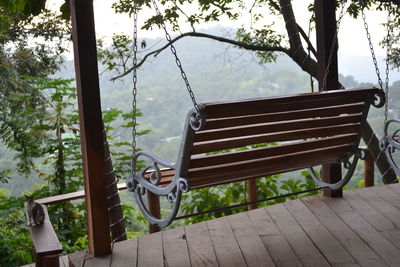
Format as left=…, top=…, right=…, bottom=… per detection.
left=180, top=171, right=319, bottom=225
left=0, top=190, right=34, bottom=266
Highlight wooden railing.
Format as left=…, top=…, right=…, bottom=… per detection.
left=28, top=205, right=63, bottom=267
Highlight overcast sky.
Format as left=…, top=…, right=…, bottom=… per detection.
left=48, top=0, right=399, bottom=82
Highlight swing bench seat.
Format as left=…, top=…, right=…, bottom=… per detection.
left=127, top=87, right=383, bottom=227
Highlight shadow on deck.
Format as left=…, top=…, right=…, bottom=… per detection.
left=68, top=184, right=400, bottom=266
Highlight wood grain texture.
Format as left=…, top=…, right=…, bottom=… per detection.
left=192, top=123, right=359, bottom=154
left=162, top=227, right=191, bottom=267
left=29, top=206, right=62, bottom=255
left=111, top=238, right=138, bottom=267
left=266, top=204, right=330, bottom=267
left=202, top=88, right=376, bottom=119
left=247, top=208, right=302, bottom=267
left=302, top=195, right=386, bottom=267
left=284, top=199, right=355, bottom=265
left=203, top=103, right=364, bottom=130
left=321, top=193, right=400, bottom=266
left=185, top=222, right=218, bottom=267
left=227, top=212, right=275, bottom=266
left=207, top=217, right=247, bottom=267
left=64, top=184, right=400, bottom=267
left=137, top=232, right=163, bottom=267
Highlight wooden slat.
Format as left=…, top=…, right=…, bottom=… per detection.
left=192, top=123, right=360, bottom=154
left=202, top=88, right=376, bottom=119
left=189, top=144, right=351, bottom=187
left=190, top=133, right=357, bottom=169
left=302, top=195, right=386, bottom=266
left=371, top=185, right=400, bottom=211
left=185, top=222, right=218, bottom=267
left=204, top=102, right=364, bottom=130
left=206, top=217, right=247, bottom=267
left=284, top=199, right=356, bottom=265
left=247, top=208, right=302, bottom=267
left=227, top=212, right=275, bottom=266
left=355, top=187, right=400, bottom=229
left=195, top=114, right=362, bottom=142
left=162, top=227, right=191, bottom=267
left=343, top=190, right=396, bottom=232
left=321, top=194, right=400, bottom=266
left=137, top=232, right=163, bottom=267
left=265, top=204, right=330, bottom=267
left=111, top=238, right=138, bottom=267
left=29, top=206, right=63, bottom=255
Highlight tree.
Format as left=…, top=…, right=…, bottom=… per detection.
left=103, top=0, right=400, bottom=183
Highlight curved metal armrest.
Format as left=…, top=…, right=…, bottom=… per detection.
left=309, top=151, right=360, bottom=190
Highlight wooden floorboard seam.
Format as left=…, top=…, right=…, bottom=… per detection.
left=319, top=193, right=400, bottom=266
left=302, top=195, right=386, bottom=267
left=285, top=199, right=357, bottom=266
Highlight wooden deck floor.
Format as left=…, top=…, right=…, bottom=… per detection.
left=69, top=183, right=400, bottom=267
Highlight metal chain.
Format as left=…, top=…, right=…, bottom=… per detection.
left=361, top=4, right=393, bottom=125
left=384, top=7, right=393, bottom=125
left=132, top=4, right=138, bottom=171
left=150, top=0, right=199, bottom=112
left=322, top=1, right=347, bottom=91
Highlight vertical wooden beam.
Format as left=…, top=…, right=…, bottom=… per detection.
left=70, top=0, right=111, bottom=256
left=364, top=149, right=375, bottom=187
left=246, top=179, right=257, bottom=210
left=315, top=0, right=342, bottom=198
left=148, top=192, right=161, bottom=233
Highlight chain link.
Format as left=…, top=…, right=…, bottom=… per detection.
left=321, top=1, right=347, bottom=91
left=132, top=5, right=138, bottom=171
left=384, top=7, right=393, bottom=125
left=361, top=4, right=393, bottom=124
left=150, top=0, right=199, bottom=112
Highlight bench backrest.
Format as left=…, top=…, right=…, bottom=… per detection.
left=175, top=88, right=379, bottom=189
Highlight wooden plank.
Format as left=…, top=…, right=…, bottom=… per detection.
left=206, top=217, right=247, bottom=267
left=190, top=134, right=357, bottom=169
left=204, top=102, right=364, bottom=130
left=192, top=123, right=359, bottom=154
left=29, top=206, right=62, bottom=255
left=284, top=199, right=356, bottom=265
left=202, top=88, right=376, bottom=119
left=137, top=232, right=163, bottom=267
left=189, top=144, right=351, bottom=187
left=162, top=227, right=191, bottom=267
left=60, top=255, right=69, bottom=267
left=68, top=251, right=90, bottom=267
left=111, top=238, right=138, bottom=267
left=354, top=187, right=400, bottom=249
left=70, top=0, right=111, bottom=256
left=321, top=194, right=400, bottom=266
left=354, top=187, right=400, bottom=228
left=195, top=114, right=362, bottom=142
left=185, top=222, right=218, bottom=267
left=247, top=208, right=302, bottom=267
left=265, top=204, right=330, bottom=267
left=388, top=183, right=400, bottom=196
left=302, top=195, right=386, bottom=266
left=371, top=184, right=400, bottom=210
left=343, top=190, right=396, bottom=232
left=227, top=212, right=275, bottom=266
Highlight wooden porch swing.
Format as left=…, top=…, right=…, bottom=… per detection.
left=127, top=0, right=386, bottom=228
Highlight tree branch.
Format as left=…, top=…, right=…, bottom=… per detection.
left=110, top=31, right=289, bottom=81
left=297, top=23, right=317, bottom=58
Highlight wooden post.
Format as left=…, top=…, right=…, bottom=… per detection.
left=246, top=179, right=257, bottom=210
left=148, top=192, right=161, bottom=233
left=364, top=148, right=375, bottom=187
left=70, top=0, right=111, bottom=256
left=315, top=0, right=342, bottom=198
